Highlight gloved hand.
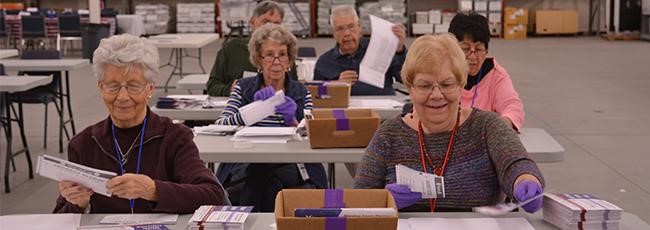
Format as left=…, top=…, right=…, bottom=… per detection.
left=254, top=86, right=275, bottom=101
left=275, top=96, right=297, bottom=125
left=386, top=183, right=422, bottom=210
left=514, top=180, right=543, bottom=213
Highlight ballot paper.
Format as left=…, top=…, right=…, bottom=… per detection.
left=231, top=126, right=298, bottom=143
left=395, top=164, right=445, bottom=199
left=359, top=15, right=400, bottom=89
left=194, top=125, right=241, bottom=136
left=348, top=98, right=404, bottom=109
left=239, top=90, right=286, bottom=125
left=100, top=214, right=178, bottom=225
left=36, top=155, right=117, bottom=197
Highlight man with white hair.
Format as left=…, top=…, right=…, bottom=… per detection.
left=313, top=5, right=407, bottom=95
left=206, top=0, right=297, bottom=96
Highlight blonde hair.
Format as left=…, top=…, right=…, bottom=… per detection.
left=248, top=23, right=298, bottom=69
left=401, top=33, right=468, bottom=88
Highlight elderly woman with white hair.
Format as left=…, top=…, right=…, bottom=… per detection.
left=53, top=34, right=226, bottom=214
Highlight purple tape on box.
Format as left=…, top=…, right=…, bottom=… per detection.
left=325, top=217, right=346, bottom=230
left=332, top=110, right=350, bottom=131
left=318, top=84, right=329, bottom=99
left=324, top=189, right=345, bottom=208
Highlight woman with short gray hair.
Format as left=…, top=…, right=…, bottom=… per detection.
left=215, top=24, right=327, bottom=212
left=54, top=34, right=227, bottom=214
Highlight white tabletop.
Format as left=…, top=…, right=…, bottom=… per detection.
left=0, top=75, right=53, bottom=93
left=147, top=33, right=220, bottom=49
left=152, top=95, right=407, bottom=121
left=1, top=59, right=90, bottom=71
left=176, top=74, right=209, bottom=90
left=519, top=128, right=565, bottom=162
left=0, top=49, right=19, bottom=59
left=76, top=212, right=649, bottom=230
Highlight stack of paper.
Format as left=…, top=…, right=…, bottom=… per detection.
left=543, top=193, right=623, bottom=230
left=100, top=214, right=178, bottom=225
left=348, top=98, right=404, bottom=109
left=231, top=126, right=297, bottom=143
left=187, top=206, right=254, bottom=230
left=194, top=125, right=241, bottom=136
left=156, top=95, right=226, bottom=109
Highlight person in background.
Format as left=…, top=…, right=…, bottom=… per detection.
left=353, top=33, right=544, bottom=213
left=214, top=23, right=327, bottom=212
left=206, top=0, right=297, bottom=97
left=449, top=12, right=524, bottom=131
left=53, top=34, right=226, bottom=214
left=313, top=4, right=407, bottom=96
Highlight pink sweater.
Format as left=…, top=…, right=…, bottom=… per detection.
left=460, top=58, right=524, bottom=130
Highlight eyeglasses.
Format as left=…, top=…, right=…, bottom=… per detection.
left=411, top=81, right=460, bottom=95
left=333, top=23, right=359, bottom=33
left=261, top=54, right=289, bottom=63
left=100, top=82, right=149, bottom=95
left=459, top=43, right=487, bottom=57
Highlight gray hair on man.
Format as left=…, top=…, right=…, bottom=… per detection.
left=252, top=0, right=285, bottom=19
left=330, top=5, right=358, bottom=26
left=92, top=34, right=159, bottom=83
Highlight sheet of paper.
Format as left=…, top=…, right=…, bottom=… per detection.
left=234, top=126, right=297, bottom=137
left=165, top=94, right=209, bottom=101
left=348, top=99, right=404, bottom=109
left=194, top=125, right=240, bottom=136
left=100, top=214, right=178, bottom=225
left=239, top=90, right=286, bottom=125
left=395, top=164, right=444, bottom=199
left=405, top=217, right=535, bottom=230
left=359, top=15, right=399, bottom=89
left=36, top=155, right=117, bottom=197
left=0, top=214, right=81, bottom=230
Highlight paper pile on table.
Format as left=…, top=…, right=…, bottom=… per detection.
left=543, top=193, right=623, bottom=230
left=187, top=206, right=253, bottom=230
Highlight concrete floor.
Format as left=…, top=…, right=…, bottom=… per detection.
left=1, top=36, right=649, bottom=224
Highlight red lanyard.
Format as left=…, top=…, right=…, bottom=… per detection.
left=417, top=109, right=460, bottom=213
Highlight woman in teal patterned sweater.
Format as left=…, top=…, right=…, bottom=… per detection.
left=353, top=33, right=545, bottom=213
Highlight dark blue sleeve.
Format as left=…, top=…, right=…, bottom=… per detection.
left=388, top=47, right=407, bottom=83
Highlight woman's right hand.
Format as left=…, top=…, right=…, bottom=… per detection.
left=58, top=181, right=93, bottom=209
left=254, top=86, right=275, bottom=101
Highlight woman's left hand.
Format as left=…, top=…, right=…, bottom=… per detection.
left=275, top=96, right=297, bottom=126
left=106, top=173, right=158, bottom=201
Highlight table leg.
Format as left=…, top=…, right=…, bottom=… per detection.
left=197, top=48, right=206, bottom=74
left=3, top=93, right=13, bottom=193
left=58, top=72, right=64, bottom=153
left=163, top=48, right=181, bottom=93
left=16, top=94, right=33, bottom=179
left=328, top=163, right=335, bottom=189
left=64, top=71, right=76, bottom=135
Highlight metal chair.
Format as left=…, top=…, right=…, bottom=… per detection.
left=297, top=46, right=317, bottom=58
left=20, top=15, right=47, bottom=50
left=58, top=14, right=81, bottom=55
left=8, top=50, right=70, bottom=150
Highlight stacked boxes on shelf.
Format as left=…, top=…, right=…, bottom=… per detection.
left=458, top=0, right=502, bottom=36
left=279, top=2, right=311, bottom=36
left=177, top=3, right=215, bottom=33
left=436, top=11, right=456, bottom=34
left=317, top=0, right=356, bottom=35
left=220, top=0, right=257, bottom=35
left=135, top=4, right=170, bottom=35
left=411, top=11, right=433, bottom=35
left=359, top=0, right=406, bottom=34
left=503, top=7, right=528, bottom=40
left=534, top=10, right=578, bottom=35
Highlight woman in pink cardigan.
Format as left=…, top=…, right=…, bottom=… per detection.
left=448, top=12, right=524, bottom=131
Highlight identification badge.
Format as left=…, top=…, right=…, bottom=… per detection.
left=396, top=164, right=445, bottom=199
left=297, top=163, right=310, bottom=181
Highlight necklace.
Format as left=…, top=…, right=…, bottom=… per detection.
left=114, top=129, right=142, bottom=166
left=417, top=108, right=461, bottom=213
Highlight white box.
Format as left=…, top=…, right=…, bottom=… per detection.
left=489, top=22, right=501, bottom=35
left=489, top=0, right=503, bottom=11
left=411, top=23, right=434, bottom=34
left=488, top=12, right=501, bottom=23
left=429, top=10, right=442, bottom=24
left=459, top=0, right=473, bottom=11
left=474, top=1, right=488, bottom=11
left=415, top=11, right=429, bottom=24
left=442, top=12, right=456, bottom=24
left=477, top=11, right=488, bottom=18
left=435, top=23, right=450, bottom=33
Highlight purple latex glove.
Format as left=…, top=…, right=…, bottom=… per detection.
left=386, top=183, right=422, bottom=210
left=254, top=86, right=275, bottom=101
left=514, top=180, right=543, bottom=213
left=275, top=96, right=297, bottom=125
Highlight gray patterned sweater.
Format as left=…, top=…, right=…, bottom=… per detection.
left=353, top=109, right=544, bottom=212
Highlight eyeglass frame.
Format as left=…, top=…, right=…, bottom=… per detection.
left=333, top=22, right=359, bottom=34
left=410, top=81, right=461, bottom=96
left=459, top=42, right=488, bottom=57
left=99, top=81, right=151, bottom=95
left=260, top=54, right=290, bottom=63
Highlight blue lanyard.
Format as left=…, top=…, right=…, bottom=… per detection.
left=470, top=68, right=484, bottom=108
left=110, top=117, right=148, bottom=213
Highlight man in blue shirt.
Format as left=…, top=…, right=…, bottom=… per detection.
left=313, top=5, right=407, bottom=95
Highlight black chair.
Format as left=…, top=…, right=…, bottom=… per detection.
left=0, top=16, right=8, bottom=48
left=8, top=50, right=70, bottom=149
left=20, top=15, right=47, bottom=50
left=297, top=46, right=317, bottom=58
left=58, top=14, right=82, bottom=55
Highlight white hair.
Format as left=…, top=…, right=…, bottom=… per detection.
left=92, top=34, right=159, bottom=82
left=330, top=5, right=358, bottom=26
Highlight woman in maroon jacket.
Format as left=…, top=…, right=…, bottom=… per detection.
left=53, top=34, right=226, bottom=214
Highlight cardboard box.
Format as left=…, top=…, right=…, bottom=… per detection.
left=305, top=82, right=351, bottom=108
left=489, top=22, right=502, bottom=36
left=504, top=7, right=528, bottom=25
left=535, top=10, right=579, bottom=34
left=415, top=11, right=429, bottom=24
left=563, top=10, right=578, bottom=33
left=275, top=189, right=398, bottom=230
left=411, top=23, right=434, bottom=35
left=307, top=109, right=379, bottom=148
left=429, top=10, right=442, bottom=25
left=504, top=24, right=527, bottom=40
